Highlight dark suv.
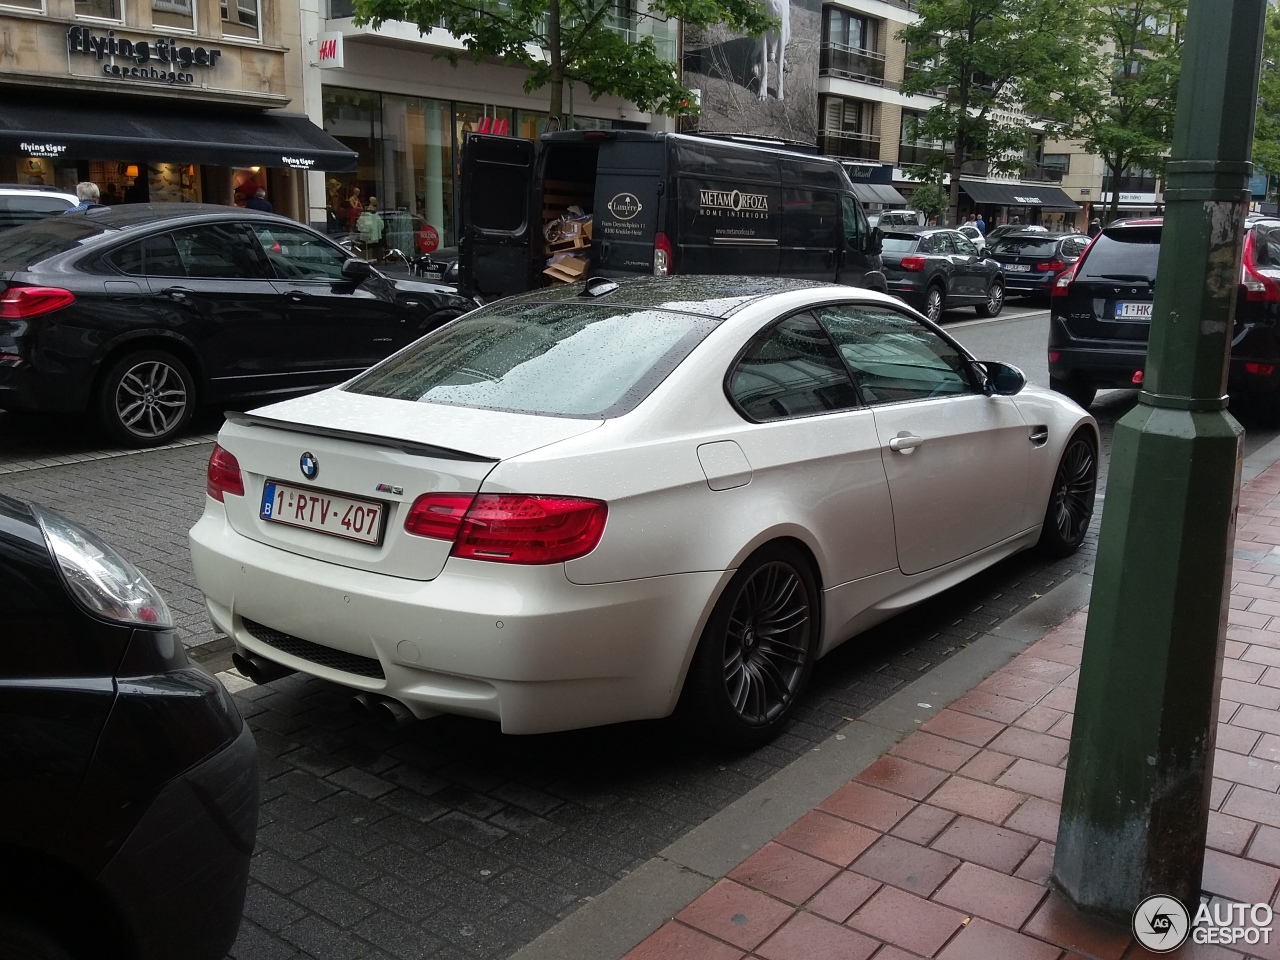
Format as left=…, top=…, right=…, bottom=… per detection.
left=1047, top=217, right=1280, bottom=410
left=881, top=226, right=1006, bottom=322
left=988, top=232, right=1090, bottom=299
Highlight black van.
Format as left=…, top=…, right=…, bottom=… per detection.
left=458, top=130, right=886, bottom=298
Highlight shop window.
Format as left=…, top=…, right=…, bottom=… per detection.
left=153, top=0, right=194, bottom=30
left=221, top=0, right=260, bottom=39
left=75, top=0, right=120, bottom=19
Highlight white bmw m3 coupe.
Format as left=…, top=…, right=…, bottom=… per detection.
left=190, top=276, right=1097, bottom=745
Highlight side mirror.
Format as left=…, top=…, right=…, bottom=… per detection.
left=342, top=258, right=373, bottom=282
left=977, top=360, right=1027, bottom=396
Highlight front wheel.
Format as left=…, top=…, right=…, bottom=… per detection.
left=976, top=281, right=1004, bottom=317
left=1037, top=431, right=1098, bottom=557
left=96, top=349, right=195, bottom=447
left=682, top=544, right=819, bottom=748
left=1049, top=376, right=1096, bottom=410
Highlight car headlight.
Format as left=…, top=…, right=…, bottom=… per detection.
left=32, top=504, right=173, bottom=628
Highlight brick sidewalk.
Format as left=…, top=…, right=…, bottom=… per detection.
left=621, top=463, right=1280, bottom=960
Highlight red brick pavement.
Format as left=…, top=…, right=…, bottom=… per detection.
left=622, top=462, right=1280, bottom=960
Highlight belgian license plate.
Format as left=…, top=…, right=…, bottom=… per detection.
left=261, top=480, right=386, bottom=545
left=1007, top=263, right=1032, bottom=272
left=1116, top=301, right=1154, bottom=319
left=422, top=269, right=444, bottom=281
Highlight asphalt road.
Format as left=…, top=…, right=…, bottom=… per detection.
left=0, top=298, right=1273, bottom=960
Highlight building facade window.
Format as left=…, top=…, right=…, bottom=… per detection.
left=823, top=7, right=877, bottom=51
left=0, top=0, right=44, bottom=11
left=820, top=96, right=879, bottom=161
left=221, top=0, right=260, bottom=39
left=820, top=8, right=885, bottom=84
left=75, top=0, right=121, bottom=19
left=153, top=0, right=195, bottom=31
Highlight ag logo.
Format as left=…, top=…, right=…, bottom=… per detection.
left=607, top=192, right=643, bottom=220
left=1133, top=895, right=1190, bottom=952
left=299, top=452, right=319, bottom=481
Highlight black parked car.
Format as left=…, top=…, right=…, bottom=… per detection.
left=881, top=226, right=1006, bottom=322
left=0, top=493, right=256, bottom=960
left=987, top=232, right=1090, bottom=299
left=1047, top=216, right=1280, bottom=411
left=0, top=204, right=479, bottom=447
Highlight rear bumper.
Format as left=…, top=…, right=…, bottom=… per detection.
left=190, top=502, right=727, bottom=734
left=1047, top=343, right=1146, bottom=389
left=0, top=361, right=87, bottom=414
left=1000, top=271, right=1057, bottom=292
left=1229, top=355, right=1280, bottom=394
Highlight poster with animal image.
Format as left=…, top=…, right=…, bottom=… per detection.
left=682, top=0, right=820, bottom=143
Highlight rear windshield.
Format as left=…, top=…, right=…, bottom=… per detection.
left=882, top=236, right=920, bottom=254
left=990, top=237, right=1059, bottom=256
left=344, top=301, right=718, bottom=418
left=0, top=196, right=74, bottom=231
left=0, top=218, right=111, bottom=270
left=1077, top=227, right=1161, bottom=281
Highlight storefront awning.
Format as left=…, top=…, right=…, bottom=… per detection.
left=959, top=179, right=1080, bottom=210
left=851, top=182, right=908, bottom=205
left=0, top=100, right=357, bottom=172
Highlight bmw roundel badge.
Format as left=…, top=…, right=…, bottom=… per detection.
left=300, top=452, right=319, bottom=480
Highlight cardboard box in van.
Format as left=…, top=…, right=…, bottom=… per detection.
left=458, top=130, right=885, bottom=299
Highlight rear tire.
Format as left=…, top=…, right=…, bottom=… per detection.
left=1049, top=376, right=1096, bottom=410
left=924, top=284, right=945, bottom=323
left=976, top=280, right=1004, bottom=317
left=682, top=544, right=819, bottom=748
left=96, top=349, right=195, bottom=447
left=1037, top=430, right=1098, bottom=558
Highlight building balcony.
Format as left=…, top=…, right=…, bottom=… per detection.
left=820, top=43, right=886, bottom=85
left=1022, top=164, right=1066, bottom=183
left=899, top=142, right=945, bottom=166
left=960, top=159, right=989, bottom=177
left=820, top=131, right=882, bottom=162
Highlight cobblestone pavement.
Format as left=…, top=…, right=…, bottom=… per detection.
left=0, top=394, right=1271, bottom=960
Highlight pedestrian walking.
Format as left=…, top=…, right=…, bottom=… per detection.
left=62, top=181, right=105, bottom=214
left=975, top=213, right=986, bottom=235
left=245, top=187, right=273, bottom=213
left=1088, top=217, right=1102, bottom=237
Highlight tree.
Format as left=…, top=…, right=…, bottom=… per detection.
left=910, top=181, right=948, bottom=222
left=1253, top=4, right=1280, bottom=193
left=1066, top=0, right=1185, bottom=225
left=353, top=0, right=774, bottom=122
left=898, top=0, right=1098, bottom=226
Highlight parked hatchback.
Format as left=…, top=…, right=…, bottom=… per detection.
left=1047, top=217, right=1280, bottom=410
left=0, top=185, right=77, bottom=231
left=988, top=232, right=1090, bottom=299
left=0, top=493, right=256, bottom=959
left=0, top=205, right=478, bottom=447
left=881, top=226, right=1005, bottom=322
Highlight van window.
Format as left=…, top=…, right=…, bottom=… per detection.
left=842, top=196, right=865, bottom=251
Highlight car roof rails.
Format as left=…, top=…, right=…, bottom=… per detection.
left=580, top=277, right=620, bottom=298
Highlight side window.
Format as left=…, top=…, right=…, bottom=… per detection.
left=841, top=196, right=864, bottom=251
left=816, top=303, right=976, bottom=404
left=919, top=233, right=946, bottom=254
left=251, top=224, right=350, bottom=281
left=108, top=234, right=185, bottom=278
left=953, top=233, right=978, bottom=256
left=170, top=223, right=267, bottom=279
left=728, top=311, right=860, bottom=421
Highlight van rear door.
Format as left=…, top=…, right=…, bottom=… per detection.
left=592, top=140, right=664, bottom=276
left=459, top=134, right=535, bottom=298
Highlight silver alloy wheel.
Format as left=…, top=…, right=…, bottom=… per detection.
left=722, top=560, right=812, bottom=725
left=114, top=359, right=189, bottom=439
left=1051, top=436, right=1096, bottom=546
left=926, top=286, right=944, bottom=323
left=987, top=283, right=1004, bottom=314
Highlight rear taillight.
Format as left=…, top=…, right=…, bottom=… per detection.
left=1246, top=361, right=1276, bottom=377
left=900, top=255, right=927, bottom=272
left=1048, top=351, right=1060, bottom=362
left=653, top=232, right=673, bottom=276
left=1051, top=266, right=1076, bottom=297
left=1242, top=231, right=1280, bottom=303
left=0, top=286, right=75, bottom=319
left=404, top=493, right=607, bottom=564
left=1037, top=259, right=1067, bottom=272
left=206, top=444, right=245, bottom=501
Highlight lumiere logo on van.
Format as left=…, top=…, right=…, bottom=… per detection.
left=699, top=189, right=770, bottom=219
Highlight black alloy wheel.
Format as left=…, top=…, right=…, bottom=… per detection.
left=925, top=284, right=945, bottom=323
left=1038, top=431, right=1098, bottom=557
left=977, top=280, right=1004, bottom=317
left=684, top=544, right=819, bottom=747
left=97, top=350, right=196, bottom=447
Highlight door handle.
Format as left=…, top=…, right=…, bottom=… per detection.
left=888, top=433, right=924, bottom=453
left=1029, top=426, right=1049, bottom=445
left=161, top=286, right=193, bottom=301
left=287, top=291, right=314, bottom=302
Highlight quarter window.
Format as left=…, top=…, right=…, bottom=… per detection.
left=250, top=224, right=350, bottom=281
left=816, top=304, right=974, bottom=404
left=728, top=312, right=859, bottom=421
left=108, top=233, right=185, bottom=277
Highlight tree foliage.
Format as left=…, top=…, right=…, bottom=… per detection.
left=910, top=181, right=948, bottom=221
left=353, top=0, right=773, bottom=121
left=898, top=0, right=1097, bottom=225
left=1065, top=0, right=1185, bottom=224
left=1254, top=4, right=1280, bottom=188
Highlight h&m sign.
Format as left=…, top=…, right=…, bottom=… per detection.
left=317, top=32, right=344, bottom=69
